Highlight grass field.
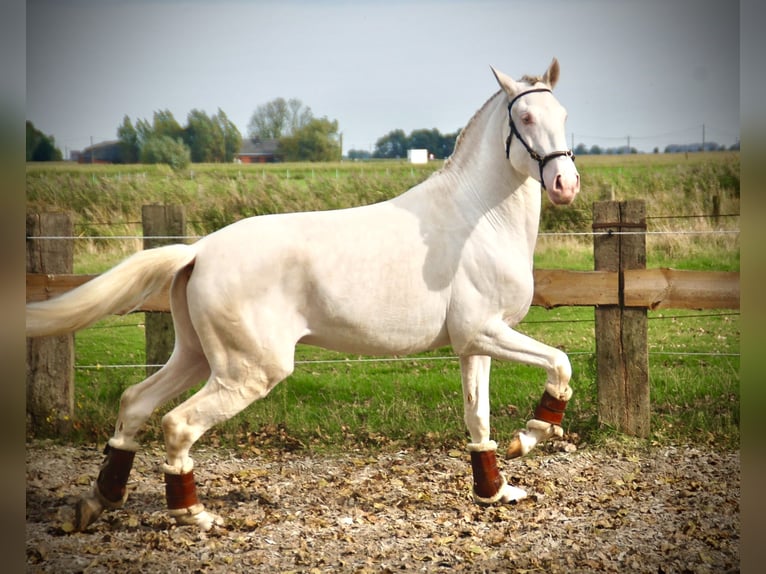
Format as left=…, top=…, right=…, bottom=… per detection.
left=26, top=152, right=740, bottom=452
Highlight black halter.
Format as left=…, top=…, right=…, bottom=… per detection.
left=504, top=88, right=575, bottom=190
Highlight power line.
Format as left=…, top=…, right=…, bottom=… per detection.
left=573, top=123, right=738, bottom=142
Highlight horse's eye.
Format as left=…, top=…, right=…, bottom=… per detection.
left=521, top=113, right=533, bottom=125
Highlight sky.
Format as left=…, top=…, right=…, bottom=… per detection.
left=26, top=0, right=740, bottom=157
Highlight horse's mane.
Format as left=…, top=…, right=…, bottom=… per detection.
left=439, top=89, right=504, bottom=173
left=520, top=74, right=544, bottom=85
left=436, top=74, right=547, bottom=175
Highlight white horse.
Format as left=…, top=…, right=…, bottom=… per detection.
left=27, top=58, right=580, bottom=531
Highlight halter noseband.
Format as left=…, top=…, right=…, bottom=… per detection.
left=504, top=88, right=575, bottom=190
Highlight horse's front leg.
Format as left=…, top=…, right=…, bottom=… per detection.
left=459, top=355, right=528, bottom=504
left=506, top=381, right=572, bottom=459
left=460, top=319, right=573, bottom=460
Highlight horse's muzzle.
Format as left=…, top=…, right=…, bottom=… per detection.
left=548, top=172, right=580, bottom=205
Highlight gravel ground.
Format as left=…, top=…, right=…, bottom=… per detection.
left=26, top=440, right=739, bottom=573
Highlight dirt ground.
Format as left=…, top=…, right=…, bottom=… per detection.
left=26, top=439, right=739, bottom=573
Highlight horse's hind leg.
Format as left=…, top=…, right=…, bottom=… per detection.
left=159, top=346, right=294, bottom=530
left=74, top=263, right=210, bottom=531
left=75, top=351, right=210, bottom=531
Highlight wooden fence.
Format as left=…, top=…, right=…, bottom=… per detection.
left=26, top=201, right=739, bottom=437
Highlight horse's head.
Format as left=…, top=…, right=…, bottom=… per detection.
left=491, top=58, right=580, bottom=205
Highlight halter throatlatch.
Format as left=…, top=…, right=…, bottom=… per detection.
left=504, top=88, right=575, bottom=190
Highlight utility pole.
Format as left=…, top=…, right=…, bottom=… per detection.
left=702, top=124, right=706, bottom=151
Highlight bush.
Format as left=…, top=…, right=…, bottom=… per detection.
left=140, top=135, right=191, bottom=170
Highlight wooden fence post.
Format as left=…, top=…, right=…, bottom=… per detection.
left=142, top=205, right=186, bottom=377
left=593, top=200, right=650, bottom=437
left=26, top=212, right=74, bottom=435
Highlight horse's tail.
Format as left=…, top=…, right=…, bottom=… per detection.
left=26, top=244, right=197, bottom=337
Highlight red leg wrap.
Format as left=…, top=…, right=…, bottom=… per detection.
left=165, top=470, right=199, bottom=510
left=96, top=444, right=136, bottom=504
left=533, top=390, right=568, bottom=426
left=469, top=449, right=503, bottom=499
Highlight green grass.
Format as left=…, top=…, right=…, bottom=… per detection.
left=28, top=153, right=740, bottom=452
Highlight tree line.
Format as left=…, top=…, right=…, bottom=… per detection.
left=116, top=98, right=342, bottom=168
left=29, top=96, right=737, bottom=166
left=572, top=141, right=739, bottom=155
left=117, top=108, right=241, bottom=169
left=27, top=97, right=455, bottom=166
left=347, top=127, right=460, bottom=161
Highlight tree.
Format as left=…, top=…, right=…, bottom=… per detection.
left=184, top=109, right=219, bottom=163
left=574, top=143, right=589, bottom=156
left=408, top=128, right=441, bottom=156
left=214, top=108, right=242, bottom=163
left=186, top=108, right=243, bottom=163
left=26, top=121, right=62, bottom=161
left=372, top=128, right=459, bottom=160
left=248, top=97, right=313, bottom=140
left=152, top=109, right=184, bottom=142
left=135, top=118, right=153, bottom=149
left=434, top=129, right=460, bottom=159
left=117, top=116, right=140, bottom=163
left=145, top=109, right=191, bottom=167
left=374, top=129, right=408, bottom=159
left=279, top=117, right=341, bottom=162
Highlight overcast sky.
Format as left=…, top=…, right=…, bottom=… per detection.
left=27, top=0, right=740, bottom=156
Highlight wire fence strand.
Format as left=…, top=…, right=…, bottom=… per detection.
left=75, top=349, right=739, bottom=371
left=28, top=228, right=740, bottom=241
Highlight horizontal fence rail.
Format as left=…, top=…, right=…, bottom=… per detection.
left=26, top=268, right=740, bottom=311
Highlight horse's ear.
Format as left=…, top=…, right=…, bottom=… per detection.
left=490, top=66, right=520, bottom=97
left=542, top=58, right=560, bottom=90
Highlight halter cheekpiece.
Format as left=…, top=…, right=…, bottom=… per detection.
left=504, top=88, right=575, bottom=190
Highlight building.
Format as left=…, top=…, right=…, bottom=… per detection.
left=234, top=138, right=281, bottom=163
left=77, top=140, right=124, bottom=164
left=407, top=149, right=429, bottom=164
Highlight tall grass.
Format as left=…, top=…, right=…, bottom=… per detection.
left=27, top=152, right=739, bottom=270
left=27, top=153, right=739, bottom=451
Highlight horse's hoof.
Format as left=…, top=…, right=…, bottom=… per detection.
left=472, top=479, right=528, bottom=505
left=506, top=436, right=524, bottom=459
left=74, top=494, right=104, bottom=532
left=170, top=507, right=224, bottom=531
left=499, top=483, right=528, bottom=503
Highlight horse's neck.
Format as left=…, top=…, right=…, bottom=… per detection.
left=437, top=92, right=542, bottom=254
